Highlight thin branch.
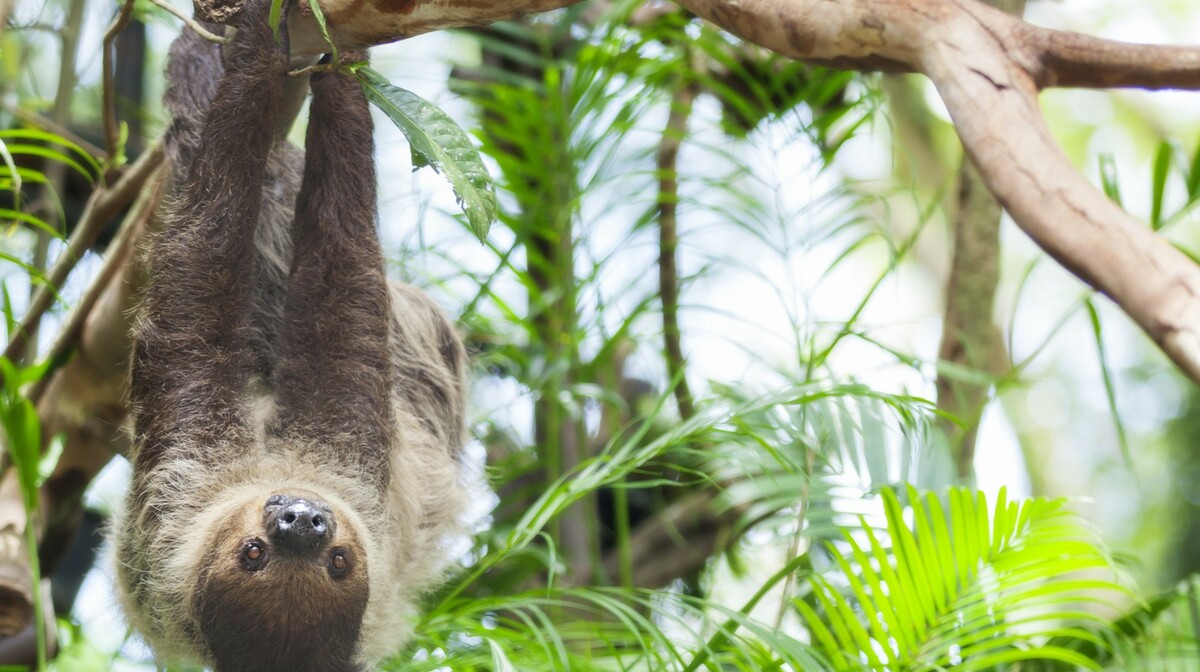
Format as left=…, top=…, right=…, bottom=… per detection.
left=147, top=0, right=228, bottom=44
left=658, top=82, right=698, bottom=422
left=1012, top=19, right=1200, bottom=90
left=28, top=164, right=164, bottom=403
left=0, top=0, right=13, bottom=44
left=4, top=143, right=165, bottom=365
left=102, top=0, right=137, bottom=162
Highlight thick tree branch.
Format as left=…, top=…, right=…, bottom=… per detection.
left=239, top=0, right=583, bottom=55
left=934, top=0, right=1019, bottom=482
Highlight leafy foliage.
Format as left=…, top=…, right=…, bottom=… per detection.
left=800, top=487, right=1124, bottom=671
left=356, top=66, right=498, bottom=241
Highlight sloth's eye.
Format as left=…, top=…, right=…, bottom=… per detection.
left=240, top=540, right=268, bottom=571
left=329, top=548, right=351, bottom=579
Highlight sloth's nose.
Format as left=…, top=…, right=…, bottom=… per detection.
left=266, top=498, right=333, bottom=554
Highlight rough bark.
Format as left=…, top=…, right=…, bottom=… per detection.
left=937, top=159, right=1006, bottom=479
left=935, top=0, right=1023, bottom=481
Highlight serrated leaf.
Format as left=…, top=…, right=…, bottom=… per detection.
left=355, top=66, right=497, bottom=242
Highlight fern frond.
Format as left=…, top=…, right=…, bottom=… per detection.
left=799, top=486, right=1127, bottom=671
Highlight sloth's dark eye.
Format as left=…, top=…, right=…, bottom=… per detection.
left=329, top=548, right=351, bottom=579
left=240, top=540, right=268, bottom=571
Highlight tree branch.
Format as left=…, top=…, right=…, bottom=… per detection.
left=102, top=0, right=137, bottom=162
left=659, top=82, right=698, bottom=422
left=674, top=0, right=1200, bottom=382
left=3, top=143, right=165, bottom=365
left=1011, top=16, right=1200, bottom=90
left=263, top=0, right=1200, bottom=386
left=934, top=0, right=1019, bottom=481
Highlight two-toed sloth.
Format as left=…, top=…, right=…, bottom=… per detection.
left=113, top=1, right=468, bottom=670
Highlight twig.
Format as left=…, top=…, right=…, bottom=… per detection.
left=3, top=142, right=164, bottom=365
left=0, top=0, right=15, bottom=44
left=101, top=0, right=137, bottom=163
left=145, top=0, right=228, bottom=44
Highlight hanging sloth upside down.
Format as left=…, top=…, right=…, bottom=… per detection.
left=114, top=1, right=469, bottom=669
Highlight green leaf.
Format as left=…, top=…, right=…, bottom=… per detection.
left=1085, top=298, right=1131, bottom=470
left=1187, top=141, right=1200, bottom=201
left=0, top=128, right=102, bottom=175
left=798, top=486, right=1125, bottom=670
left=37, top=433, right=64, bottom=488
left=269, top=0, right=285, bottom=45
left=0, top=138, right=19, bottom=198
left=488, top=639, right=517, bottom=672
left=1150, top=141, right=1172, bottom=230
left=0, top=208, right=65, bottom=240
left=1, top=283, right=15, bottom=341
left=305, top=0, right=337, bottom=59
left=1099, top=153, right=1122, bottom=207
left=354, top=66, right=497, bottom=242
left=4, top=397, right=41, bottom=512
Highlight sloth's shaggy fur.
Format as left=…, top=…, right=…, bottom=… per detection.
left=114, top=7, right=467, bottom=670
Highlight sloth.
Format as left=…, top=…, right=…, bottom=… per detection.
left=113, top=2, right=469, bottom=670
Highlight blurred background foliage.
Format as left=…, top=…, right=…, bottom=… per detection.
left=4, top=0, right=1200, bottom=669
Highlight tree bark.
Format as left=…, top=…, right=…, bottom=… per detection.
left=936, top=0, right=1023, bottom=481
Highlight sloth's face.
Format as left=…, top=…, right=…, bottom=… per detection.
left=192, top=489, right=371, bottom=672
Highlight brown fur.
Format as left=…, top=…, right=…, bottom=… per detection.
left=114, top=3, right=468, bottom=670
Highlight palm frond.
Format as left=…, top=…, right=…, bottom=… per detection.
left=798, top=486, right=1127, bottom=671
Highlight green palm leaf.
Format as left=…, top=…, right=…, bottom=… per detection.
left=799, top=486, right=1127, bottom=671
